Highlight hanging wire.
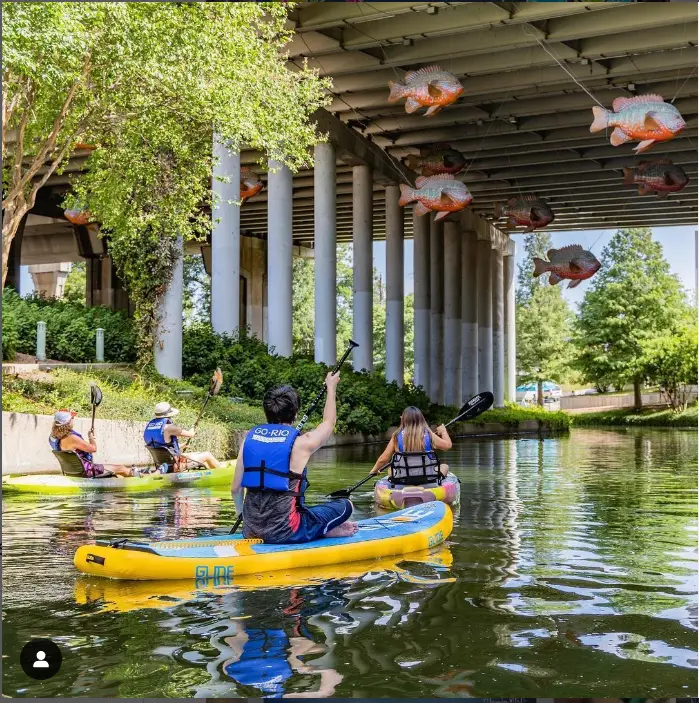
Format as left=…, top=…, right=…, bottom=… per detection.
left=671, top=64, right=697, bottom=104
left=521, top=23, right=606, bottom=108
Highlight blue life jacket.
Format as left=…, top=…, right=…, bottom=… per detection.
left=396, top=429, right=433, bottom=453
left=241, top=424, right=307, bottom=497
left=223, top=628, right=292, bottom=698
left=144, top=417, right=180, bottom=455
left=49, top=430, right=93, bottom=466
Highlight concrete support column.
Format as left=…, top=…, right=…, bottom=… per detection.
left=314, top=142, right=336, bottom=365
left=461, top=229, right=478, bottom=401
left=154, top=237, right=183, bottom=379
left=385, top=185, right=404, bottom=386
left=28, top=263, right=71, bottom=299
left=86, top=259, right=99, bottom=307
left=413, top=211, right=430, bottom=393
left=267, top=160, right=293, bottom=357
left=492, top=247, right=505, bottom=407
left=352, top=164, right=373, bottom=371
left=477, top=237, right=493, bottom=393
left=443, top=222, right=462, bottom=406
left=211, top=136, right=240, bottom=335
left=430, top=217, right=444, bottom=405
left=504, top=240, right=517, bottom=403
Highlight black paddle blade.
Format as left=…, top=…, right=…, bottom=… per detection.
left=328, top=488, right=351, bottom=499
left=90, top=383, right=103, bottom=407
left=209, top=367, right=223, bottom=396
left=449, top=391, right=494, bottom=425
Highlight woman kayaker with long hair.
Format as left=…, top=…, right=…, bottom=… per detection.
left=49, top=409, right=134, bottom=478
left=369, top=406, right=451, bottom=479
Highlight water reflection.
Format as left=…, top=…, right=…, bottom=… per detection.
left=2, top=428, right=696, bottom=697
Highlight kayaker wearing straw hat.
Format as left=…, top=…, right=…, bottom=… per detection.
left=143, top=401, right=221, bottom=471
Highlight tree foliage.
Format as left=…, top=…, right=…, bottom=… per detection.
left=516, top=283, right=574, bottom=404
left=63, top=261, right=86, bottom=304
left=640, top=325, right=698, bottom=410
left=2, top=2, right=330, bottom=361
left=516, top=231, right=553, bottom=304
left=574, top=228, right=691, bottom=400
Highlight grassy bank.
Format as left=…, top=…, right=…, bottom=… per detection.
left=1, top=367, right=265, bottom=459
left=570, top=405, right=697, bottom=428
left=459, top=404, right=571, bottom=432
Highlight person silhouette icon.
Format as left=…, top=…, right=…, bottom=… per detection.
left=33, top=651, right=49, bottom=668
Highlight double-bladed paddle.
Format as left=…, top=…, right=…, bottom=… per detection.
left=229, top=340, right=360, bottom=535
left=326, top=391, right=494, bottom=499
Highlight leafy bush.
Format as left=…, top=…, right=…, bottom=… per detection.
left=1, top=289, right=136, bottom=362
left=182, top=322, right=447, bottom=435
left=571, top=405, right=697, bottom=428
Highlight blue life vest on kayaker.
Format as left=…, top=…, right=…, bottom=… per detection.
left=241, top=424, right=307, bottom=497
left=223, top=628, right=292, bottom=698
left=391, top=429, right=441, bottom=486
left=396, top=429, right=433, bottom=453
left=49, top=430, right=93, bottom=466
left=143, top=417, right=180, bottom=455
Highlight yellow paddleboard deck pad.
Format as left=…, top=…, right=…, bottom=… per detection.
left=2, top=461, right=235, bottom=494
left=74, top=501, right=453, bottom=581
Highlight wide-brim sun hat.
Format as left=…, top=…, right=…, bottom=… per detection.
left=154, top=401, right=179, bottom=418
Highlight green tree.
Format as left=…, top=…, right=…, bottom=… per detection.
left=2, top=2, right=329, bottom=360
left=63, top=262, right=86, bottom=304
left=291, top=255, right=315, bottom=356
left=640, top=324, right=698, bottom=410
left=574, top=228, right=690, bottom=409
left=403, top=292, right=415, bottom=384
left=516, top=232, right=553, bottom=304
left=183, top=254, right=210, bottom=326
left=517, top=284, right=574, bottom=405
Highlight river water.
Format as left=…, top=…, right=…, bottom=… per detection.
left=2, top=428, right=697, bottom=698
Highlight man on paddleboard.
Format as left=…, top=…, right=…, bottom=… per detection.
left=231, top=373, right=358, bottom=543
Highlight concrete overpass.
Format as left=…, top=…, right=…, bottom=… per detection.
left=6, top=1, right=697, bottom=409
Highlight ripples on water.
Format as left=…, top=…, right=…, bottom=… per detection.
left=2, top=429, right=697, bottom=697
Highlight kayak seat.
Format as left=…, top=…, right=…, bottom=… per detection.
left=389, top=451, right=442, bottom=487
left=52, top=450, right=114, bottom=479
left=146, top=446, right=178, bottom=473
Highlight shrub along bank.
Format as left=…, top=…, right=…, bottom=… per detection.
left=2, top=289, right=137, bottom=363
left=570, top=405, right=697, bottom=428
left=2, top=296, right=569, bottom=437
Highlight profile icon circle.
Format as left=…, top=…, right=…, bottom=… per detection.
left=20, top=639, right=62, bottom=680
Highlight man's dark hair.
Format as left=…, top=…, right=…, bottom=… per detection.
left=263, top=385, right=300, bottom=424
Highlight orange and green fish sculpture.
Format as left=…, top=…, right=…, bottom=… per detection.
left=240, top=168, right=264, bottom=204
left=494, top=195, right=554, bottom=232
left=405, top=144, right=467, bottom=176
left=623, top=159, right=689, bottom=199
left=388, top=66, right=464, bottom=117
left=533, top=245, right=601, bottom=289
left=399, top=174, right=473, bottom=221
left=590, top=94, right=685, bottom=154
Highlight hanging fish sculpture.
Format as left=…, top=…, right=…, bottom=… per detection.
left=623, top=159, right=689, bottom=199
left=399, top=174, right=472, bottom=221
left=533, top=245, right=601, bottom=289
left=388, top=66, right=464, bottom=117
left=590, top=94, right=685, bottom=154
left=405, top=144, right=467, bottom=176
left=240, top=168, right=264, bottom=204
left=64, top=201, right=93, bottom=226
left=494, top=195, right=554, bottom=232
